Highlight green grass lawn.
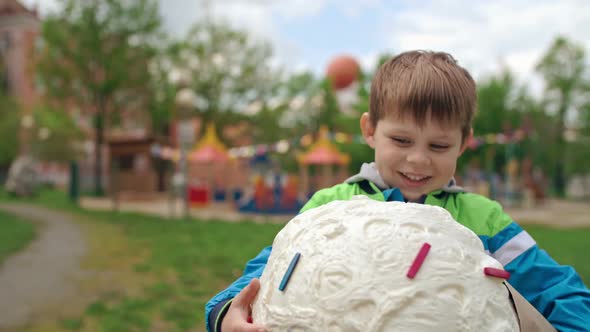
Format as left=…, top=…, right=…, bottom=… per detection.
left=0, top=210, right=36, bottom=266
left=1, top=189, right=284, bottom=332
left=1, top=189, right=589, bottom=331
left=68, top=212, right=283, bottom=332
left=523, top=224, right=590, bottom=285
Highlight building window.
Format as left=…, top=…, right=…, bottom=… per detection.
left=0, top=32, right=10, bottom=53
left=0, top=69, right=8, bottom=94
left=0, top=32, right=12, bottom=94
left=117, top=155, right=135, bottom=171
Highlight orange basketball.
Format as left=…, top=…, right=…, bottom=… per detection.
left=326, top=55, right=360, bottom=90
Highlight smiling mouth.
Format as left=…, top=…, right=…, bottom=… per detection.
left=399, top=172, right=432, bottom=183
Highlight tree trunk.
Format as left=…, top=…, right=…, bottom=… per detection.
left=553, top=98, right=569, bottom=197
left=94, top=98, right=105, bottom=196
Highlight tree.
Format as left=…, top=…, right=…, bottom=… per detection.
left=0, top=39, right=19, bottom=167
left=564, top=100, right=590, bottom=182
left=458, top=70, right=520, bottom=173
left=166, top=21, right=279, bottom=131
left=536, top=36, right=588, bottom=196
left=474, top=70, right=518, bottom=135
left=0, top=94, right=20, bottom=166
left=272, top=71, right=323, bottom=136
left=29, top=105, right=84, bottom=162
left=145, top=55, right=177, bottom=138
left=37, top=0, right=162, bottom=195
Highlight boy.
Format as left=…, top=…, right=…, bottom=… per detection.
left=206, top=51, right=590, bottom=332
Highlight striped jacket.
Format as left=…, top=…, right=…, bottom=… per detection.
left=205, top=173, right=590, bottom=332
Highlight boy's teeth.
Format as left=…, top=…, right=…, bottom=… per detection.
left=404, top=173, right=427, bottom=181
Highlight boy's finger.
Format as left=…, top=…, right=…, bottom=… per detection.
left=233, top=278, right=261, bottom=310
left=240, top=323, right=267, bottom=332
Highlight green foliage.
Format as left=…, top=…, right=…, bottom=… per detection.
left=519, top=96, right=562, bottom=177
left=536, top=36, right=589, bottom=195
left=269, top=70, right=322, bottom=136
left=474, top=70, right=518, bottom=134
left=317, top=79, right=340, bottom=131
left=565, top=141, right=590, bottom=176
left=339, top=141, right=374, bottom=174
left=536, top=37, right=586, bottom=98
left=37, top=0, right=163, bottom=194
left=0, top=210, right=36, bottom=265
left=39, top=0, right=161, bottom=105
left=0, top=94, right=20, bottom=165
left=144, top=58, right=176, bottom=137
left=28, top=105, right=85, bottom=162
left=459, top=71, right=528, bottom=173
left=0, top=57, right=19, bottom=165
left=166, top=21, right=280, bottom=127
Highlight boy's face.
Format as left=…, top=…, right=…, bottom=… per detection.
left=361, top=112, right=471, bottom=201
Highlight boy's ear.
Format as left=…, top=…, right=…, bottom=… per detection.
left=460, top=128, right=474, bottom=155
left=360, top=112, right=376, bottom=149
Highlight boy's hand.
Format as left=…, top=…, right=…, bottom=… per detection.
left=221, top=278, right=267, bottom=332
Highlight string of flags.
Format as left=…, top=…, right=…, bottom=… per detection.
left=466, top=128, right=529, bottom=150
left=227, top=131, right=366, bottom=158
left=150, top=129, right=530, bottom=161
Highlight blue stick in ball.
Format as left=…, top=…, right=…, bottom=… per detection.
left=278, top=252, right=301, bottom=291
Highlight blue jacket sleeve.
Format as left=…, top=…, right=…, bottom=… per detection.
left=487, top=222, right=590, bottom=331
left=205, top=245, right=272, bottom=332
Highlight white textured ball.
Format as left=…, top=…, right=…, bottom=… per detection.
left=252, top=196, right=519, bottom=332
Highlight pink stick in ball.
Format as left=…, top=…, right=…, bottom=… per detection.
left=407, top=243, right=431, bottom=279
left=484, top=267, right=511, bottom=279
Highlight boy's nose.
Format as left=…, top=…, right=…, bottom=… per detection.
left=406, top=149, right=431, bottom=166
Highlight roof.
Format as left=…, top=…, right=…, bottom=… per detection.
left=0, top=0, right=37, bottom=18
left=297, top=126, right=350, bottom=166
left=188, top=123, right=230, bottom=163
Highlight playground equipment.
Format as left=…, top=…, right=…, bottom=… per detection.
left=237, top=150, right=304, bottom=214
left=461, top=123, right=546, bottom=207
left=187, top=123, right=233, bottom=206
left=297, top=126, right=350, bottom=196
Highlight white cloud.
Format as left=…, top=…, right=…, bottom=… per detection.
left=158, top=0, right=307, bottom=73
left=381, top=0, right=590, bottom=87
left=21, top=0, right=590, bottom=88
left=359, top=52, right=380, bottom=72
left=20, top=0, right=59, bottom=14
left=273, top=0, right=327, bottom=20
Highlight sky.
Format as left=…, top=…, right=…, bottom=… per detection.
left=21, top=0, right=590, bottom=93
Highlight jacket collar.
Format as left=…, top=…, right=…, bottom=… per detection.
left=345, top=162, right=464, bottom=194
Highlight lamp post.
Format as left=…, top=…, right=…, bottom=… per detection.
left=20, top=114, right=34, bottom=155
left=173, top=79, right=197, bottom=219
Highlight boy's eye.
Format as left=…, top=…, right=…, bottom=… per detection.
left=392, top=137, right=411, bottom=145
left=430, top=143, right=450, bottom=151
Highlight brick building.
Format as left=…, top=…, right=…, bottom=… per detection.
left=0, top=0, right=40, bottom=154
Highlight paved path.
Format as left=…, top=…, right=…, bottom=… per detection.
left=0, top=204, right=86, bottom=330
left=505, top=199, right=590, bottom=228
left=80, top=196, right=292, bottom=224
